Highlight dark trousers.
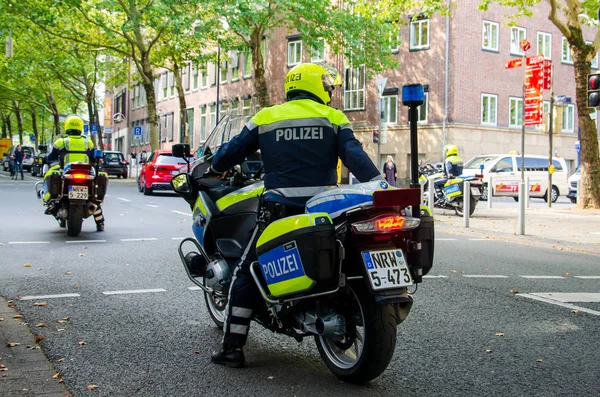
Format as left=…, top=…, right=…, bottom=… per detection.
left=222, top=202, right=303, bottom=349
left=13, top=162, right=23, bottom=179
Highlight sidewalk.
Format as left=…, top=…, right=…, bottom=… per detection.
left=433, top=205, right=600, bottom=255
left=0, top=298, right=70, bottom=396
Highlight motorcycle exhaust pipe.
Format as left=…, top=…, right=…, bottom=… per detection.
left=315, top=314, right=346, bottom=340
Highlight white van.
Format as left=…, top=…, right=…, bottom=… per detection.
left=462, top=154, right=569, bottom=203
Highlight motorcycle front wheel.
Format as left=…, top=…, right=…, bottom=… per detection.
left=315, top=283, right=397, bottom=384
left=455, top=196, right=477, bottom=217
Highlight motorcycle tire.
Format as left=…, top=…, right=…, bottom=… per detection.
left=66, top=205, right=83, bottom=237
left=204, top=279, right=227, bottom=329
left=315, top=282, right=397, bottom=384
left=455, top=196, right=477, bottom=217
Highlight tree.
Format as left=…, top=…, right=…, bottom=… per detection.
left=479, top=0, right=600, bottom=208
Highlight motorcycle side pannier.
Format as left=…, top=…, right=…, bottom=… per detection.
left=47, top=173, right=62, bottom=199
left=256, top=213, right=338, bottom=299
left=418, top=207, right=435, bottom=276
left=95, top=173, right=108, bottom=201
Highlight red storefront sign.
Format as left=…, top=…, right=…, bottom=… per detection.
left=543, top=60, right=552, bottom=90
left=525, top=56, right=544, bottom=126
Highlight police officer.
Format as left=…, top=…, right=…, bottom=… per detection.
left=206, top=63, right=383, bottom=368
left=434, top=144, right=464, bottom=203
left=46, top=115, right=105, bottom=231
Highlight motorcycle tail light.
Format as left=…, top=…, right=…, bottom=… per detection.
left=352, top=214, right=420, bottom=234
left=72, top=173, right=87, bottom=180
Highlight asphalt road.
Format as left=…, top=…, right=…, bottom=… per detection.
left=1, top=171, right=599, bottom=396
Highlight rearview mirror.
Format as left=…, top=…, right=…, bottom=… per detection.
left=170, top=173, right=196, bottom=205
left=172, top=144, right=190, bottom=159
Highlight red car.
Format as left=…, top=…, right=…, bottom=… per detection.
left=137, top=150, right=187, bottom=196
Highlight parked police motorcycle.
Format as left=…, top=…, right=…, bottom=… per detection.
left=30, top=145, right=48, bottom=177
left=34, top=151, right=108, bottom=237
left=419, top=163, right=482, bottom=217
left=171, top=114, right=435, bottom=383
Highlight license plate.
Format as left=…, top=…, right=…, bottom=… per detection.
left=471, top=187, right=481, bottom=197
left=361, top=249, right=413, bottom=291
left=68, top=185, right=88, bottom=200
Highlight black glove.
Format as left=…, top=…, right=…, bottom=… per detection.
left=203, top=166, right=223, bottom=179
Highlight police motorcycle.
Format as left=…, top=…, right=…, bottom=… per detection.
left=30, top=145, right=48, bottom=177
left=34, top=151, right=108, bottom=237
left=171, top=114, right=435, bottom=383
left=419, top=163, right=482, bottom=217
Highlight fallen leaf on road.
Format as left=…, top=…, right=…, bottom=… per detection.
left=26, top=345, right=40, bottom=350
left=63, top=317, right=70, bottom=321
left=78, top=341, right=87, bottom=346
left=0, top=317, right=4, bottom=321
left=451, top=270, right=457, bottom=273
left=33, top=302, right=47, bottom=307
left=571, top=309, right=580, bottom=313
left=0, top=365, right=7, bottom=371
left=56, top=358, right=65, bottom=363
left=7, top=343, right=20, bottom=347
left=58, top=379, right=64, bottom=383
left=57, top=328, right=65, bottom=332
left=87, top=385, right=98, bottom=390
left=0, top=243, right=3, bottom=246
left=37, top=268, right=42, bottom=271
left=564, top=272, right=570, bottom=276
left=35, top=336, right=45, bottom=343
left=486, top=349, right=493, bottom=353
left=537, top=359, right=543, bottom=363
left=483, top=268, right=489, bottom=271
left=52, top=372, right=61, bottom=379
left=124, top=264, right=129, bottom=267
left=495, top=333, right=505, bottom=337
left=84, top=246, right=87, bottom=249
left=7, top=300, right=14, bottom=306
left=56, top=320, right=65, bottom=324
left=23, top=263, right=32, bottom=267
left=65, top=272, right=71, bottom=275
left=37, top=323, right=46, bottom=327
left=268, top=376, right=274, bottom=380
left=509, top=289, right=519, bottom=294
left=13, top=315, right=22, bottom=319
left=192, top=350, right=200, bottom=354
left=74, top=284, right=79, bottom=289
left=78, top=253, right=85, bottom=257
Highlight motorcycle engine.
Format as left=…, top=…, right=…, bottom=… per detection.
left=205, top=258, right=231, bottom=293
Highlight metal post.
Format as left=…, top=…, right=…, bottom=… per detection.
left=487, top=176, right=493, bottom=209
left=548, top=71, right=554, bottom=209
left=463, top=181, right=470, bottom=227
left=427, top=176, right=435, bottom=215
left=518, top=181, right=526, bottom=235
left=377, top=97, right=382, bottom=167
left=215, top=44, right=221, bottom=125
left=525, top=176, right=530, bottom=209
left=519, top=54, right=527, bottom=236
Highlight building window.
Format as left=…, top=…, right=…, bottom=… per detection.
left=288, top=40, right=302, bottom=66
left=192, top=63, right=199, bottom=91
left=562, top=103, right=575, bottom=132
left=186, top=108, right=194, bottom=147
left=344, top=65, right=365, bottom=110
left=183, top=62, right=191, bottom=92
left=410, top=18, right=429, bottom=50
left=242, top=98, right=252, bottom=116
left=310, top=40, right=326, bottom=62
left=140, top=85, right=146, bottom=107
left=209, top=104, right=216, bottom=130
left=243, top=51, right=252, bottom=78
left=510, top=27, right=526, bottom=56
left=482, top=20, right=499, bottom=52
left=481, top=93, right=498, bottom=126
left=537, top=32, right=552, bottom=60
left=586, top=41, right=598, bottom=69
left=201, top=64, right=208, bottom=89
left=230, top=100, right=239, bottom=116
left=199, top=107, right=207, bottom=142
left=131, top=85, right=136, bottom=109
left=562, top=37, right=573, bottom=64
left=161, top=72, right=167, bottom=100
left=538, top=100, right=551, bottom=131
left=418, top=92, right=429, bottom=123
left=220, top=62, right=228, bottom=85
left=388, top=28, right=400, bottom=53
left=135, top=85, right=140, bottom=108
left=219, top=103, right=227, bottom=121
left=230, top=51, right=240, bottom=82
left=509, top=97, right=523, bottom=128
left=167, top=113, right=174, bottom=141
left=169, top=71, right=175, bottom=98
left=160, top=115, right=167, bottom=142
left=381, top=95, right=398, bottom=124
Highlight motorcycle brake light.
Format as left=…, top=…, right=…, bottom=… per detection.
left=351, top=214, right=420, bottom=234
left=72, top=173, right=87, bottom=180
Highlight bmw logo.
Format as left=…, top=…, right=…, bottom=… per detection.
left=380, top=181, right=389, bottom=189
left=396, top=251, right=402, bottom=257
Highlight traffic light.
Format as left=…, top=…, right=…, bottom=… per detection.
left=587, top=73, right=600, bottom=107
left=372, top=129, right=379, bottom=144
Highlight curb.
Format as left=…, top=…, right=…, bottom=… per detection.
left=0, top=297, right=70, bottom=396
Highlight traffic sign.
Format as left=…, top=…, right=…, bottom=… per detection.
left=29, top=134, right=35, bottom=142
left=520, top=39, right=531, bottom=52
left=575, top=140, right=581, bottom=152
left=84, top=125, right=89, bottom=133
left=133, top=126, right=143, bottom=137
left=525, top=56, right=544, bottom=126
left=91, top=124, right=98, bottom=135
left=376, top=78, right=387, bottom=96
left=505, top=59, right=523, bottom=69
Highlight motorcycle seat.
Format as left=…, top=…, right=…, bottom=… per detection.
left=215, top=238, right=244, bottom=259
left=207, top=185, right=239, bottom=202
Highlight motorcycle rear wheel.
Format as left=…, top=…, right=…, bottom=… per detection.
left=66, top=205, right=83, bottom=237
left=455, top=196, right=477, bottom=217
left=204, top=279, right=227, bottom=328
left=315, top=283, right=397, bottom=384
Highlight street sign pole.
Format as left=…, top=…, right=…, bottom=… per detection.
left=376, top=78, right=387, bottom=169
left=548, top=63, right=554, bottom=209
left=519, top=52, right=527, bottom=236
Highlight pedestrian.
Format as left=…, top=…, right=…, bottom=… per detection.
left=382, top=155, right=397, bottom=187
left=12, top=145, right=24, bottom=180
left=205, top=62, right=383, bottom=368
left=131, top=151, right=137, bottom=166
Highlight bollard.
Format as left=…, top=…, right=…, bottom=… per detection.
left=487, top=176, right=493, bottom=209
left=427, top=176, right=435, bottom=216
left=463, top=180, right=470, bottom=228
left=525, top=176, right=530, bottom=209
left=518, top=181, right=526, bottom=235
left=576, top=180, right=580, bottom=204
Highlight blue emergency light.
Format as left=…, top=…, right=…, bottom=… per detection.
left=402, top=84, right=425, bottom=107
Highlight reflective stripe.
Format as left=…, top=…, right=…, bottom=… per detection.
left=245, top=120, right=258, bottom=131
left=266, top=185, right=337, bottom=198
left=231, top=307, right=253, bottom=318
left=229, top=324, right=249, bottom=335
left=257, top=117, right=332, bottom=135
left=94, top=215, right=103, bottom=221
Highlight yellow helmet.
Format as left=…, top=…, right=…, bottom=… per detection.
left=284, top=62, right=342, bottom=105
left=64, top=115, right=84, bottom=136
left=444, top=144, right=458, bottom=157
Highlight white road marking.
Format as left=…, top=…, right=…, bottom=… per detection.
left=462, top=275, right=509, bottom=278
left=436, top=238, right=457, bottom=241
left=575, top=276, right=600, bottom=279
left=423, top=275, right=449, bottom=279
left=120, top=238, right=158, bottom=242
left=529, top=292, right=600, bottom=303
left=102, top=288, right=167, bottom=295
left=188, top=286, right=202, bottom=291
left=118, top=197, right=131, bottom=202
left=20, top=293, right=81, bottom=300
left=65, top=240, right=106, bottom=244
left=146, top=204, right=159, bottom=208
left=520, top=276, right=565, bottom=279
left=469, top=238, right=491, bottom=241
left=171, top=237, right=186, bottom=240
left=517, top=293, right=600, bottom=316
left=172, top=210, right=192, bottom=217
left=8, top=241, right=50, bottom=245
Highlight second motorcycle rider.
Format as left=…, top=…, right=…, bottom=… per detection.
left=206, top=62, right=384, bottom=367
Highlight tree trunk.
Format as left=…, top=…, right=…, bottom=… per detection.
left=573, top=49, right=600, bottom=208
left=86, top=97, right=99, bottom=148
left=3, top=116, right=12, bottom=139
left=46, top=92, right=61, bottom=139
left=92, top=98, right=104, bottom=150
left=30, top=106, right=39, bottom=147
left=1, top=115, right=6, bottom=138
left=173, top=60, right=189, bottom=144
left=139, top=55, right=159, bottom=151
left=251, top=28, right=270, bottom=108
left=12, top=100, right=23, bottom=145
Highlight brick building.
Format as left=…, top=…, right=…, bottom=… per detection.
left=106, top=0, right=598, bottom=183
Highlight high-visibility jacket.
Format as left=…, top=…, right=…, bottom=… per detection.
left=212, top=97, right=381, bottom=205
left=444, top=154, right=464, bottom=178
left=47, top=135, right=95, bottom=167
